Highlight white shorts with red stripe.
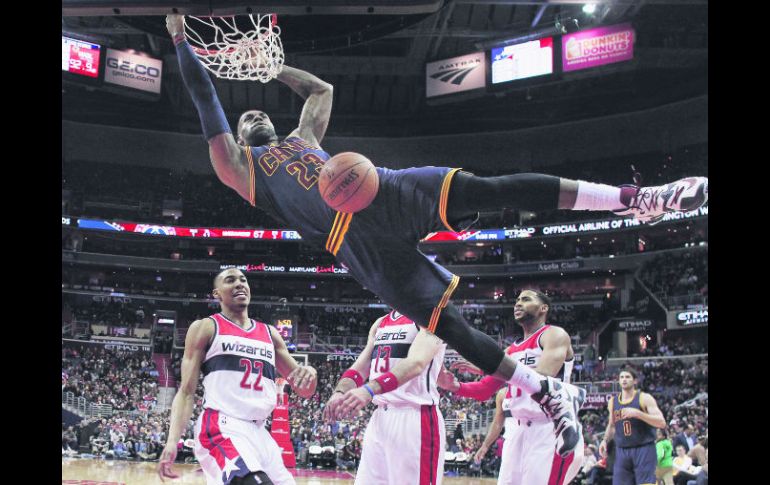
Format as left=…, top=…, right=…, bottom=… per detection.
left=355, top=404, right=445, bottom=485
left=497, top=418, right=583, bottom=485
left=193, top=408, right=295, bottom=485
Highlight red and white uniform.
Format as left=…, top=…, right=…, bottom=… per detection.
left=355, top=311, right=447, bottom=485
left=193, top=313, right=294, bottom=485
left=497, top=324, right=583, bottom=485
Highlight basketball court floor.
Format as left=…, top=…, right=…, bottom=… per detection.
left=62, top=457, right=499, bottom=484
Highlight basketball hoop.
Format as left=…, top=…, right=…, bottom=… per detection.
left=184, top=14, right=284, bottom=82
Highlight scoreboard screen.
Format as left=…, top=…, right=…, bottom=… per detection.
left=274, top=318, right=294, bottom=340
left=491, top=37, right=553, bottom=84
left=62, top=36, right=101, bottom=78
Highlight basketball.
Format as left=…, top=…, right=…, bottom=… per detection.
left=318, top=152, right=379, bottom=213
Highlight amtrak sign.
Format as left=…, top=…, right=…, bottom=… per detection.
left=426, top=52, right=486, bottom=98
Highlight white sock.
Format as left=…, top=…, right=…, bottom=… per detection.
left=508, top=364, right=545, bottom=395
left=572, top=181, right=624, bottom=211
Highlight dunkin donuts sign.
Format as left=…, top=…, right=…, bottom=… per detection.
left=562, top=23, right=635, bottom=72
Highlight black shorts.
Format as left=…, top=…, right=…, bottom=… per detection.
left=330, top=166, right=476, bottom=332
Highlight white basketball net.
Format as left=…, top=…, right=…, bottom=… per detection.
left=184, top=14, right=284, bottom=82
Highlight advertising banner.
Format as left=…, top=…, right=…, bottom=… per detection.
left=582, top=392, right=613, bottom=410
left=616, top=318, right=655, bottom=332
left=105, top=48, right=163, bottom=93
left=562, top=23, right=635, bottom=72
left=220, top=263, right=349, bottom=275
left=68, top=205, right=706, bottom=243
left=426, top=52, right=486, bottom=98
left=667, top=308, right=708, bottom=329
left=62, top=338, right=151, bottom=352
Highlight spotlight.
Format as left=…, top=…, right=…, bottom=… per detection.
left=582, top=4, right=597, bottom=15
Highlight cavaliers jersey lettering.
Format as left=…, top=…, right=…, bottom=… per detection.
left=201, top=313, right=278, bottom=421
left=504, top=325, right=574, bottom=422
left=247, top=137, right=335, bottom=247
left=612, top=390, right=656, bottom=448
left=370, top=311, right=446, bottom=407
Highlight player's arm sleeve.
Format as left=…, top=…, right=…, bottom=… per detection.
left=455, top=375, right=506, bottom=401
left=174, top=38, right=251, bottom=202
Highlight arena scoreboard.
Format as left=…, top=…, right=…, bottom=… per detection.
left=62, top=36, right=101, bottom=78
left=490, top=37, right=554, bottom=84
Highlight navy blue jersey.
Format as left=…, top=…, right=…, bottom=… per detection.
left=244, top=142, right=478, bottom=333
left=245, top=136, right=335, bottom=247
left=613, top=390, right=656, bottom=448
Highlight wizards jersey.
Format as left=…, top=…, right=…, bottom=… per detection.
left=245, top=136, right=335, bottom=248
left=504, top=324, right=574, bottom=422
left=369, top=311, right=446, bottom=407
left=201, top=313, right=277, bottom=421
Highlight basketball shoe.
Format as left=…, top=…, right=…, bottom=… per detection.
left=531, top=377, right=585, bottom=457
left=614, top=176, right=708, bottom=225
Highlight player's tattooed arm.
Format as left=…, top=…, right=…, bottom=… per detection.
left=278, top=66, right=333, bottom=146
left=270, top=325, right=317, bottom=398
left=159, top=318, right=213, bottom=481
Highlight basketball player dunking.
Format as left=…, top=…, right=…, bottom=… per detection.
left=438, top=290, right=584, bottom=485
left=166, top=13, right=706, bottom=457
left=323, top=310, right=448, bottom=485
left=157, top=268, right=318, bottom=485
left=599, top=369, right=666, bottom=485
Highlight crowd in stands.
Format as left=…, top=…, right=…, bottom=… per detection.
left=632, top=338, right=708, bottom=358
left=639, top=248, right=708, bottom=308
left=575, top=357, right=708, bottom=484
left=62, top=347, right=160, bottom=412
left=62, top=342, right=708, bottom=485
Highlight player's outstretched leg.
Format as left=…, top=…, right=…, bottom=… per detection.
left=447, top=172, right=708, bottom=225
left=433, top=304, right=582, bottom=456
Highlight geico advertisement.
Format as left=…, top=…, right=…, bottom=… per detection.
left=105, top=48, right=163, bottom=94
